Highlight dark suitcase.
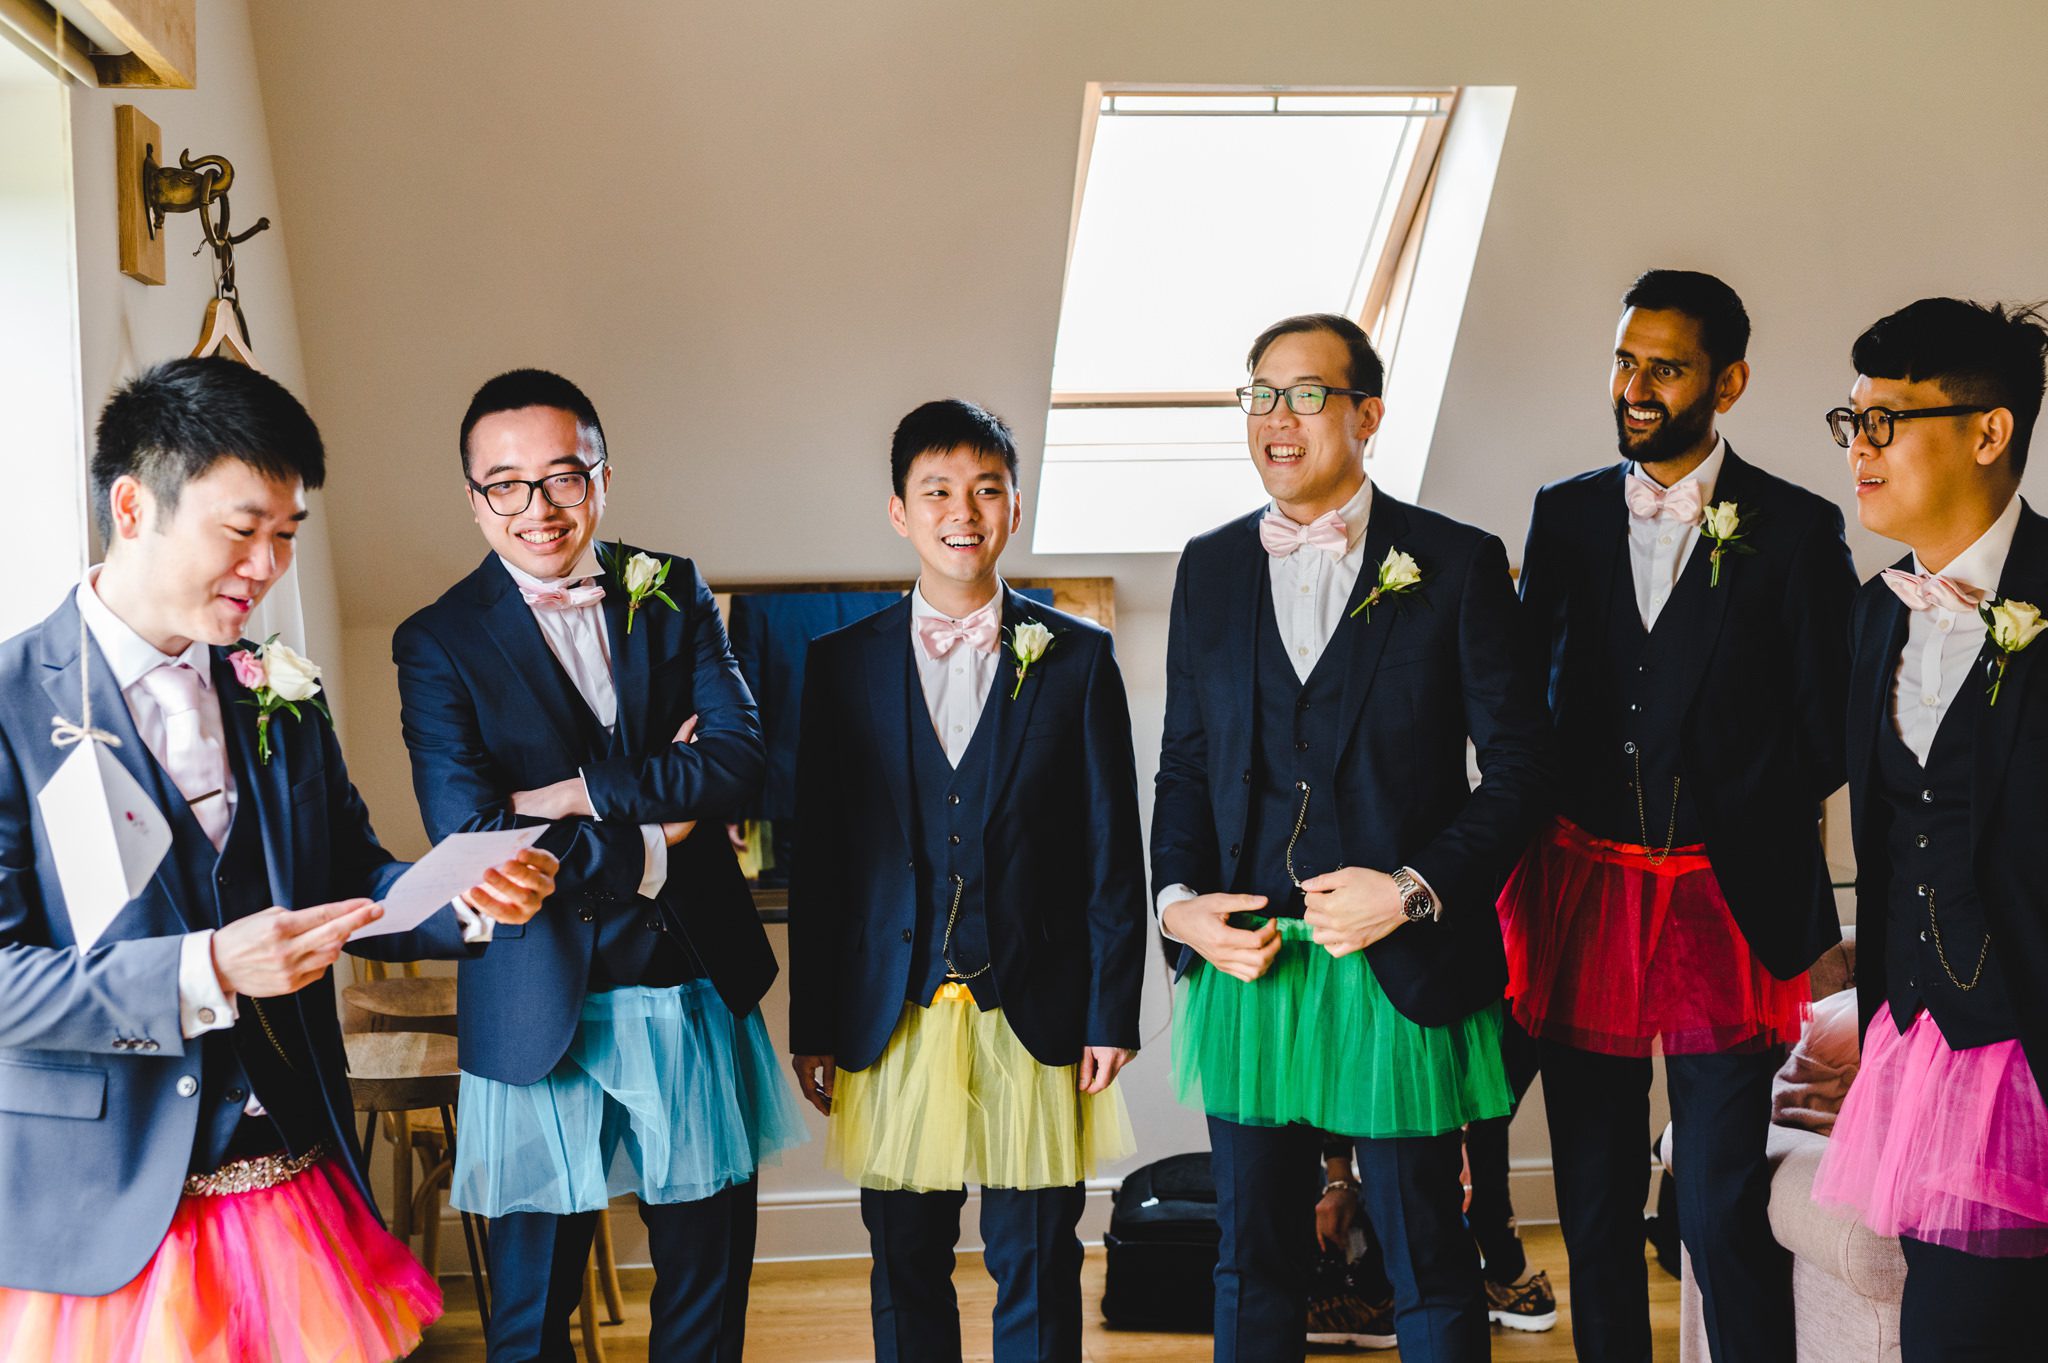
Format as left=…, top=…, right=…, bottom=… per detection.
left=1100, top=1152, right=1219, bottom=1331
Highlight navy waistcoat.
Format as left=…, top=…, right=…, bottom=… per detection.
left=905, top=643, right=1001, bottom=1008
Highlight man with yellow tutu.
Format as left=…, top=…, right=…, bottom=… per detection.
left=1154, top=316, right=1553, bottom=1363
left=789, top=399, right=1148, bottom=1362
left=0, top=359, right=559, bottom=1363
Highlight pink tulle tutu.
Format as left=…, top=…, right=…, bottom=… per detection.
left=0, top=1153, right=441, bottom=1362
left=1497, top=816, right=1809, bottom=1056
left=1813, top=1006, right=2048, bottom=1257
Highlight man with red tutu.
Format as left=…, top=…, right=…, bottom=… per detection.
left=0, top=358, right=558, bottom=1362
left=1812, top=298, right=2048, bottom=1360
left=1501, top=270, right=1857, bottom=1362
left=1156, top=314, right=1553, bottom=1363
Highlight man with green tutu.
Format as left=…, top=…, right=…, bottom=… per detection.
left=1154, top=315, right=1553, bottom=1362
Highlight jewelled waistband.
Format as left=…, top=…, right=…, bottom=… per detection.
left=183, top=1142, right=326, bottom=1197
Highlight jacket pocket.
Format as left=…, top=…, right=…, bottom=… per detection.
left=0, top=1058, right=108, bottom=1119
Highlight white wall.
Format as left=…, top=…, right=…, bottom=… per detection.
left=239, top=0, right=2048, bottom=1257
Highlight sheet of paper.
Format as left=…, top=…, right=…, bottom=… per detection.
left=37, top=742, right=172, bottom=953
left=350, top=825, right=547, bottom=940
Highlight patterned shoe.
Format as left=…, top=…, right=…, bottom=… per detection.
left=1306, top=1289, right=1398, bottom=1350
left=1485, top=1269, right=1558, bottom=1331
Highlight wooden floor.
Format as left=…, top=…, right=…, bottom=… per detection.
left=411, top=1224, right=1680, bottom=1360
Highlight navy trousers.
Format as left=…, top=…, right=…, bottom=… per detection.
left=1899, top=1236, right=2048, bottom=1362
left=1208, top=1116, right=1487, bottom=1363
left=1540, top=1041, right=1790, bottom=1363
left=861, top=1183, right=1087, bottom=1363
left=484, top=1179, right=758, bottom=1363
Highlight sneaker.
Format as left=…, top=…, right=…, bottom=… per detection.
left=1485, top=1269, right=1558, bottom=1332
left=1307, top=1289, right=1398, bottom=1350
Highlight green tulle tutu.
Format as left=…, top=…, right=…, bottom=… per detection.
left=1173, top=915, right=1512, bottom=1138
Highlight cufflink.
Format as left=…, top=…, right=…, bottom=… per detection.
left=197, top=1008, right=217, bottom=1026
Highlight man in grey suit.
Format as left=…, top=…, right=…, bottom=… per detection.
left=0, top=358, right=556, bottom=1362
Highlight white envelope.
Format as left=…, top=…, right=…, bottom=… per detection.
left=37, top=742, right=172, bottom=953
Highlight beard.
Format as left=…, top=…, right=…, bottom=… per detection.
left=1613, top=389, right=1717, bottom=464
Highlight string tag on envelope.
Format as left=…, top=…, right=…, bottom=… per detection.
left=36, top=616, right=172, bottom=952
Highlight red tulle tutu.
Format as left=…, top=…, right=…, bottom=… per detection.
left=0, top=1156, right=440, bottom=1362
left=1813, top=1006, right=2048, bottom=1258
left=1497, top=816, right=1809, bottom=1056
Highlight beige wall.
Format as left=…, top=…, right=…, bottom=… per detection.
left=233, top=0, right=2047, bottom=1252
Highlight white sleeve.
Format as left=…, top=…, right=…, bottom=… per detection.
left=177, top=930, right=239, bottom=1038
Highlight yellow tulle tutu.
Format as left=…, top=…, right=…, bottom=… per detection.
left=827, top=983, right=1136, bottom=1192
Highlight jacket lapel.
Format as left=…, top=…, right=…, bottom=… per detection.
left=1586, top=463, right=1634, bottom=655
left=214, top=645, right=297, bottom=909
left=1658, top=447, right=1751, bottom=721
left=1217, top=512, right=1266, bottom=774
left=36, top=597, right=202, bottom=934
left=862, top=596, right=918, bottom=849
left=1971, top=501, right=2048, bottom=854
left=471, top=554, right=606, bottom=756
left=1847, top=563, right=1911, bottom=867
left=1335, top=494, right=1408, bottom=757
left=983, top=585, right=1047, bottom=806
left=595, top=552, right=646, bottom=755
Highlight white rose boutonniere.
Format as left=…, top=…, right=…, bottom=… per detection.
left=1980, top=596, right=2046, bottom=706
left=1349, top=548, right=1424, bottom=622
left=1006, top=619, right=1056, bottom=700
left=1699, top=501, right=1757, bottom=587
left=228, top=635, right=330, bottom=764
left=600, top=543, right=679, bottom=634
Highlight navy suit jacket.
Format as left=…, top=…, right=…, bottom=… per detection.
left=788, top=590, right=1148, bottom=1072
left=0, top=594, right=475, bottom=1296
left=1151, top=494, right=1555, bottom=1027
left=1518, top=448, right=1856, bottom=978
left=1846, top=500, right=2048, bottom=1104
left=393, top=547, right=773, bottom=1086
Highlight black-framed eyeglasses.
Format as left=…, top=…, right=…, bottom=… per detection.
left=467, top=460, right=607, bottom=516
left=1825, top=405, right=1987, bottom=450
left=1236, top=383, right=1372, bottom=417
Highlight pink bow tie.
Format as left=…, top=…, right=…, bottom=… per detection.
left=1625, top=474, right=1703, bottom=524
left=1882, top=568, right=1986, bottom=615
left=1260, top=509, right=1349, bottom=558
left=917, top=613, right=1001, bottom=660
left=520, top=579, right=605, bottom=611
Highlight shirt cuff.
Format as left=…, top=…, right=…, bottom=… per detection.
left=637, top=824, right=669, bottom=901
left=449, top=895, right=497, bottom=944
left=1155, top=883, right=1197, bottom=943
left=178, top=930, right=238, bottom=1039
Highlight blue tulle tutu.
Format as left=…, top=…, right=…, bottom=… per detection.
left=453, top=981, right=809, bottom=1217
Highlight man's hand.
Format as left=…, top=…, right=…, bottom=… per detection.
left=461, top=848, right=560, bottom=925
left=212, top=899, right=385, bottom=998
left=1316, top=1155, right=1359, bottom=1251
left=1161, top=892, right=1277, bottom=981
left=792, top=1053, right=835, bottom=1117
left=1077, top=1045, right=1134, bottom=1095
left=509, top=777, right=594, bottom=820
left=1301, top=867, right=1405, bottom=958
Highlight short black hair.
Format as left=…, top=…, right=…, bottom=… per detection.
left=1620, top=269, right=1751, bottom=372
left=459, top=369, right=607, bottom=476
left=1246, top=313, right=1385, bottom=397
left=1852, top=297, right=2048, bottom=477
left=888, top=399, right=1019, bottom=498
left=91, top=357, right=325, bottom=540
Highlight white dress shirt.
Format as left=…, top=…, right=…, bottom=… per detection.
left=1890, top=495, right=2022, bottom=764
left=1268, top=476, right=1374, bottom=682
left=499, top=555, right=667, bottom=900
left=1626, top=437, right=1726, bottom=629
left=909, top=582, right=1002, bottom=766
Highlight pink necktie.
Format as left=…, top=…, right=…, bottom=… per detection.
left=139, top=661, right=231, bottom=850
left=520, top=579, right=605, bottom=611
left=1624, top=474, right=1703, bottom=524
left=1260, top=509, right=1349, bottom=558
left=1882, top=568, right=1986, bottom=615
left=917, top=611, right=1001, bottom=660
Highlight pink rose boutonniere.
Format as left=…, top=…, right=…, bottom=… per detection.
left=228, top=635, right=330, bottom=763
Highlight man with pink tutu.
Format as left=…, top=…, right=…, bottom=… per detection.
left=0, top=357, right=558, bottom=1362
left=1500, top=271, right=1857, bottom=1362
left=1813, top=297, right=2048, bottom=1359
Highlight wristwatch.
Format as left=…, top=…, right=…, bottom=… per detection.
left=1392, top=866, right=1438, bottom=923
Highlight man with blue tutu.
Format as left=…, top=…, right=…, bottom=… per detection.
left=1811, top=298, right=2048, bottom=1360
left=0, top=358, right=558, bottom=1363
left=1154, top=314, right=1553, bottom=1363
left=789, top=399, right=1148, bottom=1362
left=393, top=369, right=807, bottom=1362
left=1499, top=271, right=1856, bottom=1363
